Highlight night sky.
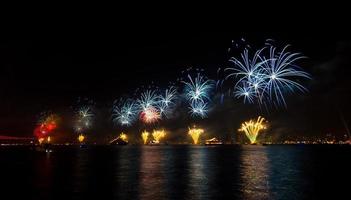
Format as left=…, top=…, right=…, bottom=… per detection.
left=1, top=31, right=350, bottom=142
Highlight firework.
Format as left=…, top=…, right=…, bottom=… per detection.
left=189, top=101, right=209, bottom=118
left=112, top=99, right=137, bottom=126
left=34, top=112, right=59, bottom=140
left=78, top=134, right=85, bottom=143
left=233, top=82, right=256, bottom=104
left=152, top=129, right=166, bottom=144
left=226, top=47, right=268, bottom=105
left=188, top=127, right=204, bottom=144
left=138, top=90, right=159, bottom=110
left=141, top=131, right=150, bottom=144
left=239, top=116, right=266, bottom=144
left=226, top=44, right=311, bottom=108
left=38, top=138, right=45, bottom=144
left=226, top=48, right=267, bottom=87
left=160, top=87, right=177, bottom=107
left=215, top=68, right=227, bottom=104
left=138, top=90, right=161, bottom=123
left=75, top=125, right=83, bottom=133
left=140, top=106, right=160, bottom=123
left=77, top=106, right=94, bottom=129
left=183, top=73, right=213, bottom=103
left=118, top=133, right=128, bottom=142
left=158, top=87, right=177, bottom=119
left=260, top=45, right=311, bottom=107
left=38, top=113, right=59, bottom=130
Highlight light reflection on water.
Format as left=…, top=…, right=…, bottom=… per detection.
left=187, top=146, right=209, bottom=199
left=240, top=145, right=270, bottom=199
left=114, top=147, right=141, bottom=199
left=139, top=146, right=167, bottom=199
left=1, top=145, right=350, bottom=199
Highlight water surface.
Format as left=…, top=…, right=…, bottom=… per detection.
left=1, top=145, right=350, bottom=199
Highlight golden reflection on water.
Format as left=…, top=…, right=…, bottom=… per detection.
left=240, top=145, right=270, bottom=199
left=187, top=146, right=209, bottom=199
left=139, top=146, right=167, bottom=200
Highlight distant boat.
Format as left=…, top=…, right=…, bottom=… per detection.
left=109, top=138, right=128, bottom=145
left=148, top=140, right=162, bottom=145
left=205, top=138, right=223, bottom=145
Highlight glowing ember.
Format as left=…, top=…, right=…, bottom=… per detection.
left=141, top=131, right=149, bottom=144
left=152, top=130, right=166, bottom=143
left=188, top=127, right=204, bottom=144
left=239, top=116, right=266, bottom=144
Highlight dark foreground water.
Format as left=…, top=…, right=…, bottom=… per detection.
left=1, top=145, right=351, bottom=200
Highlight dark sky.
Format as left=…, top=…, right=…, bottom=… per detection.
left=1, top=31, right=351, bottom=142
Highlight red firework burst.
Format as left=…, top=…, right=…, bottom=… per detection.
left=140, top=106, right=160, bottom=124
left=34, top=114, right=59, bottom=139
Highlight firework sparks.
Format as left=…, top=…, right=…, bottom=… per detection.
left=183, top=73, right=213, bottom=103
left=260, top=45, right=311, bottom=107
left=78, top=134, right=85, bottom=143
left=112, top=99, right=137, bottom=126
left=183, top=73, right=214, bottom=118
left=34, top=112, right=59, bottom=141
left=158, top=87, right=177, bottom=119
left=239, top=116, right=266, bottom=144
left=141, top=131, right=150, bottom=144
left=234, top=82, right=256, bottom=104
left=140, top=106, right=160, bottom=123
left=138, top=90, right=159, bottom=110
left=77, top=106, right=94, bottom=129
left=138, top=90, right=161, bottom=123
left=160, top=87, right=177, bottom=107
left=189, top=101, right=209, bottom=118
left=152, top=129, right=166, bottom=144
left=226, top=44, right=311, bottom=108
left=188, top=127, right=204, bottom=144
left=118, top=133, right=128, bottom=142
